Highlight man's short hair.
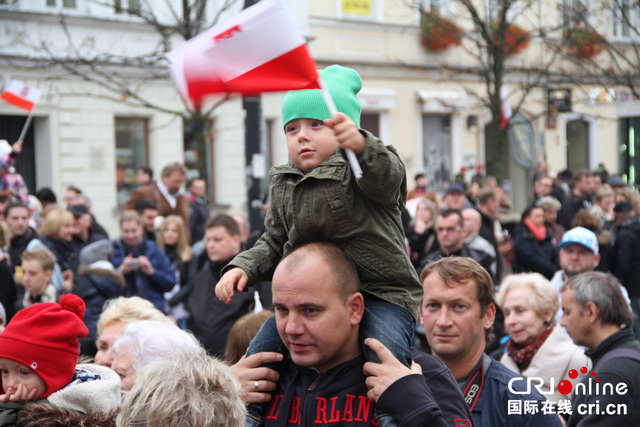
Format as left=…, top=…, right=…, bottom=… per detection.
left=477, top=187, right=497, bottom=206
left=117, top=350, right=245, bottom=427
left=561, top=272, right=635, bottom=327
left=133, top=197, right=158, bottom=214
left=414, top=173, right=425, bottom=181
left=138, top=166, right=153, bottom=178
left=4, top=201, right=30, bottom=219
left=572, top=168, right=593, bottom=185
left=66, top=185, right=82, bottom=195
left=21, top=248, right=56, bottom=272
left=205, top=214, right=240, bottom=236
left=420, top=257, right=495, bottom=342
left=120, top=209, right=142, bottom=226
left=161, top=162, right=187, bottom=177
left=35, top=187, right=57, bottom=205
left=71, top=193, right=91, bottom=208
left=281, top=242, right=359, bottom=303
left=438, top=208, right=463, bottom=226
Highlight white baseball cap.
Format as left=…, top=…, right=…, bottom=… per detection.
left=559, top=227, right=599, bottom=254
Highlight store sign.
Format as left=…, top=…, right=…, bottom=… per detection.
left=548, top=89, right=572, bottom=113
left=342, top=0, right=371, bottom=14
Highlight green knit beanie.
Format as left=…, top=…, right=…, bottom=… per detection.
left=281, top=65, right=362, bottom=130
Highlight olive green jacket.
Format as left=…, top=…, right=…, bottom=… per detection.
left=225, top=130, right=422, bottom=320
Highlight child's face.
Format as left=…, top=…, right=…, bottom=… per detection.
left=0, top=358, right=47, bottom=401
left=21, top=259, right=53, bottom=297
left=286, top=118, right=339, bottom=172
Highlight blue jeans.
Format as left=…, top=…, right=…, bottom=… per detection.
left=246, top=294, right=414, bottom=367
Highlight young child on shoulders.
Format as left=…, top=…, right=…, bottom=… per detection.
left=216, top=65, right=422, bottom=375
left=0, top=294, right=120, bottom=426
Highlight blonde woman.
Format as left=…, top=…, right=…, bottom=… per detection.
left=157, top=215, right=196, bottom=328
left=496, top=273, right=590, bottom=403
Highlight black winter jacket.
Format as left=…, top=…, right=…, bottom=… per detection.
left=611, top=217, right=640, bottom=298
left=261, top=351, right=472, bottom=426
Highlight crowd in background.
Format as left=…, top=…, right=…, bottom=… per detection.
left=0, top=144, right=639, bottom=425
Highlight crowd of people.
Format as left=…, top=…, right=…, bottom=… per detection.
left=0, top=64, right=639, bottom=426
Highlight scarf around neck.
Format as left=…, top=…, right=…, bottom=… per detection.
left=524, top=218, right=547, bottom=241
left=506, top=322, right=554, bottom=370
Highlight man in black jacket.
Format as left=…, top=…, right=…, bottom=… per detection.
left=422, top=209, right=496, bottom=284
left=5, top=202, right=38, bottom=273
left=557, top=169, right=595, bottom=229
left=187, top=214, right=268, bottom=359
left=235, top=242, right=472, bottom=427
left=561, top=272, right=640, bottom=426
left=610, top=201, right=640, bottom=338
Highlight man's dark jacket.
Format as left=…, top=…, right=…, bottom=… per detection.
left=611, top=217, right=640, bottom=298
left=568, top=329, right=640, bottom=427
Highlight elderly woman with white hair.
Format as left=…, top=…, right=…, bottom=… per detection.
left=111, top=320, right=203, bottom=391
left=496, top=273, right=591, bottom=403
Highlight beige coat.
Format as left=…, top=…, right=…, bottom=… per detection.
left=501, top=325, right=591, bottom=403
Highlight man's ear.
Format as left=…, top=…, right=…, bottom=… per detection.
left=585, top=301, right=600, bottom=324
left=483, top=303, right=496, bottom=331
left=347, top=292, right=365, bottom=326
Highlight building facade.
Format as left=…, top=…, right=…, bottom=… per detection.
left=1, top=0, right=639, bottom=235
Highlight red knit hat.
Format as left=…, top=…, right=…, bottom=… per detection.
left=0, top=294, right=89, bottom=398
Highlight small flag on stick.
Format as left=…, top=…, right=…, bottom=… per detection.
left=1, top=80, right=42, bottom=141
left=1, top=80, right=41, bottom=113
left=166, top=0, right=362, bottom=178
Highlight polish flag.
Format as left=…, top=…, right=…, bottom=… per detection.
left=500, top=84, right=511, bottom=129
left=166, top=0, right=319, bottom=106
left=1, top=80, right=41, bottom=112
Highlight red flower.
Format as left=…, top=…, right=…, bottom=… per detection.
left=420, top=11, right=463, bottom=53
left=490, top=22, right=530, bottom=57
left=563, top=26, right=605, bottom=59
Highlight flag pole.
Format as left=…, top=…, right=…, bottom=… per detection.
left=17, top=112, right=34, bottom=142
left=317, top=77, right=363, bottom=179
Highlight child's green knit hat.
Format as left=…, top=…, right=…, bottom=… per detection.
left=281, top=65, right=362, bottom=130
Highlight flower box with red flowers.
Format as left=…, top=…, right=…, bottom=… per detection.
left=563, top=26, right=606, bottom=59
left=490, top=22, right=531, bottom=57
left=420, top=11, right=463, bottom=53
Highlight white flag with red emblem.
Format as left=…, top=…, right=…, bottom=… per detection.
left=166, top=0, right=319, bottom=107
left=1, top=80, right=41, bottom=112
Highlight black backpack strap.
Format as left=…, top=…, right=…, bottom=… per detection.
left=593, top=348, right=640, bottom=372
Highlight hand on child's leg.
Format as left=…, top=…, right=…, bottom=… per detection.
left=363, top=338, right=421, bottom=402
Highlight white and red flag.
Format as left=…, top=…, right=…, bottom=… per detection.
left=499, top=84, right=512, bottom=129
left=166, top=0, right=319, bottom=106
left=1, top=80, right=41, bottom=113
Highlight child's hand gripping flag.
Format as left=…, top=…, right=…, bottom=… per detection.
left=166, top=0, right=362, bottom=178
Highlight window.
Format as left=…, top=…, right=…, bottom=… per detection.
left=422, top=114, right=452, bottom=192
left=115, top=118, right=148, bottom=206
left=562, top=0, right=588, bottom=27
left=612, top=0, right=638, bottom=38
left=114, top=0, right=140, bottom=14
left=46, top=0, right=76, bottom=8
